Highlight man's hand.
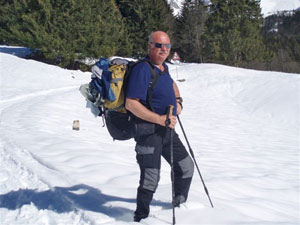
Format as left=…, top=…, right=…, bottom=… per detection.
left=126, top=98, right=178, bottom=129
left=158, top=114, right=177, bottom=129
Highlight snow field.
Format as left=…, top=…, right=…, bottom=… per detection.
left=0, top=50, right=299, bottom=224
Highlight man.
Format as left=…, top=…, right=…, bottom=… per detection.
left=125, top=31, right=194, bottom=222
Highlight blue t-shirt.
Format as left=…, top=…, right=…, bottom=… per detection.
left=126, top=60, right=177, bottom=115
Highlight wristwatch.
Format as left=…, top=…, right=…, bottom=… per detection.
left=176, top=97, right=183, bottom=103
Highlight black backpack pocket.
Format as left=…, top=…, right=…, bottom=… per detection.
left=105, top=111, right=135, bottom=140
left=134, top=118, right=156, bottom=138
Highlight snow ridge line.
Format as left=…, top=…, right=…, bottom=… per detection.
left=0, top=86, right=80, bottom=110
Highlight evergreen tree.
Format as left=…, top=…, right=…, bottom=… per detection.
left=262, top=10, right=300, bottom=62
left=261, top=10, right=300, bottom=72
left=203, top=0, right=270, bottom=65
left=116, top=0, right=175, bottom=57
left=174, top=0, right=207, bottom=62
left=0, top=0, right=130, bottom=67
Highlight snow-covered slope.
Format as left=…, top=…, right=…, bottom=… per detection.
left=0, top=49, right=299, bottom=224
left=261, top=0, right=300, bottom=16
left=168, top=0, right=300, bottom=16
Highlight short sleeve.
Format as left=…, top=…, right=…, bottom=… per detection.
left=126, top=62, right=152, bottom=101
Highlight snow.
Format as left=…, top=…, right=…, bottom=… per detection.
left=168, top=0, right=184, bottom=16
left=0, top=47, right=299, bottom=224
left=260, top=0, right=300, bottom=16
left=168, top=0, right=300, bottom=17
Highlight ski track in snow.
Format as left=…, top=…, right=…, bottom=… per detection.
left=0, top=86, right=79, bottom=107
left=0, top=88, right=99, bottom=225
left=0, top=52, right=299, bottom=224
left=0, top=58, right=135, bottom=224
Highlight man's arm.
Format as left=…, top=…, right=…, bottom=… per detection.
left=173, top=81, right=182, bottom=115
left=125, top=98, right=177, bottom=129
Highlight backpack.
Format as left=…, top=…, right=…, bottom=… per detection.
left=80, top=57, right=160, bottom=140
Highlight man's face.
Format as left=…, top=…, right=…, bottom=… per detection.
left=148, top=32, right=171, bottom=65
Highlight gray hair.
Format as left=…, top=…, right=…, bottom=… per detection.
left=148, top=32, right=154, bottom=43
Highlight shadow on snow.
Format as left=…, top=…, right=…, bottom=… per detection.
left=0, top=184, right=170, bottom=220
left=0, top=46, right=32, bottom=58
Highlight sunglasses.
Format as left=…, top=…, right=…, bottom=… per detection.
left=150, top=42, right=171, bottom=49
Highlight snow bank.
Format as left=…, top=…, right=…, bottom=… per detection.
left=1, top=51, right=299, bottom=224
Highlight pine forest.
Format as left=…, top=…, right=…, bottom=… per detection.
left=0, top=0, right=299, bottom=73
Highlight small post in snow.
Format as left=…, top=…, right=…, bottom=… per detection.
left=72, top=120, right=80, bottom=130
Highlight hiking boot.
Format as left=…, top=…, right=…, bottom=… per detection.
left=172, top=195, right=186, bottom=208
left=134, top=215, right=147, bottom=222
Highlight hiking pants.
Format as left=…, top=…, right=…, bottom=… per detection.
left=134, top=126, right=194, bottom=219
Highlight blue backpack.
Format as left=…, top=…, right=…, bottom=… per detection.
left=80, top=57, right=160, bottom=140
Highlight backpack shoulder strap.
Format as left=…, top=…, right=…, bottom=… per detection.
left=140, top=59, right=162, bottom=112
left=125, top=59, right=162, bottom=112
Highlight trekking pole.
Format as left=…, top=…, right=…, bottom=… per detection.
left=177, top=115, right=214, bottom=208
left=166, top=105, right=176, bottom=225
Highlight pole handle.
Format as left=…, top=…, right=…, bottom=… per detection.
left=165, top=105, right=174, bottom=127
left=168, top=105, right=174, bottom=116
